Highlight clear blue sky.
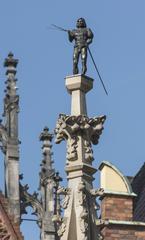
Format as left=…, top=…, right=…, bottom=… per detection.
left=0, top=0, right=145, bottom=239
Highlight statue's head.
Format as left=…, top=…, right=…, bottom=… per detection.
left=76, top=18, right=87, bottom=28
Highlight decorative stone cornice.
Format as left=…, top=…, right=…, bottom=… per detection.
left=101, top=219, right=145, bottom=227
left=99, top=190, right=137, bottom=200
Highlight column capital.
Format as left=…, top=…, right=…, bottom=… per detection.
left=65, top=74, right=93, bottom=94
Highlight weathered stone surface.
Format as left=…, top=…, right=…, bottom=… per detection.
left=0, top=53, right=20, bottom=223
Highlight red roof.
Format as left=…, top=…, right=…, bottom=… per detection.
left=0, top=192, right=23, bottom=240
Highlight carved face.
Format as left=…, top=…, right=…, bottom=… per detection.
left=76, top=18, right=86, bottom=28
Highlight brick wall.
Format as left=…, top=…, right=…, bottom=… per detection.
left=101, top=225, right=145, bottom=240
left=101, top=194, right=133, bottom=221
left=100, top=193, right=145, bottom=239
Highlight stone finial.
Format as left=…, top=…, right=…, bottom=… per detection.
left=39, top=126, right=53, bottom=142
left=4, top=52, right=18, bottom=76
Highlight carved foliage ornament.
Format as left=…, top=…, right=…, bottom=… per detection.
left=52, top=186, right=71, bottom=237
left=78, top=182, right=105, bottom=239
left=77, top=181, right=89, bottom=238
left=0, top=123, right=8, bottom=153
left=52, top=214, right=66, bottom=237
left=0, top=218, right=11, bottom=240
left=90, top=188, right=104, bottom=211
left=20, top=181, right=43, bottom=227
left=55, top=114, right=106, bottom=162
left=57, top=186, right=71, bottom=209
left=4, top=95, right=19, bottom=116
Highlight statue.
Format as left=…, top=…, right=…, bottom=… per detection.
left=50, top=20, right=108, bottom=95
left=68, top=18, right=94, bottom=75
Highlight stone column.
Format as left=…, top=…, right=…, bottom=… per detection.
left=3, top=53, right=20, bottom=223
left=55, top=74, right=106, bottom=240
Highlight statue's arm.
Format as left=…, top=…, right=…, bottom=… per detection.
left=87, top=28, right=94, bottom=45
left=68, top=30, right=74, bottom=42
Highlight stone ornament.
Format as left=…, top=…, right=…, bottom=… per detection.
left=57, top=186, right=71, bottom=209
left=55, top=114, right=106, bottom=163
left=0, top=122, right=8, bottom=153
left=20, top=180, right=43, bottom=227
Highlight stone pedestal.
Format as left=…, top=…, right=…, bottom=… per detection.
left=65, top=74, right=93, bottom=116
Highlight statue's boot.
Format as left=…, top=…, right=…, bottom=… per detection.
left=73, top=64, right=79, bottom=75
left=82, top=62, right=87, bottom=75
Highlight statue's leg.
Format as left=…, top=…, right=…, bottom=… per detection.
left=81, top=47, right=87, bottom=74
left=73, top=48, right=79, bottom=74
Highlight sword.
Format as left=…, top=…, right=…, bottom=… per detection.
left=51, top=24, right=68, bottom=32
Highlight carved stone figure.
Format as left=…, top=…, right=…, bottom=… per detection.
left=68, top=18, right=93, bottom=75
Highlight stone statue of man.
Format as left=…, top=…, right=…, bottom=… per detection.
left=68, top=18, right=94, bottom=75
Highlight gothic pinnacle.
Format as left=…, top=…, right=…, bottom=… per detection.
left=39, top=126, right=54, bottom=179
left=39, top=126, right=56, bottom=240
left=2, top=53, right=20, bottom=223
